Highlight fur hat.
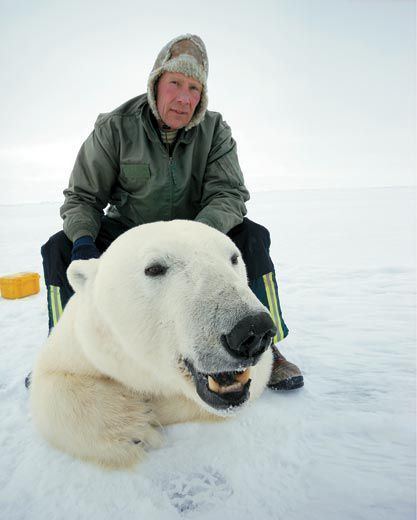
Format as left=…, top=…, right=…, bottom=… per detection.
left=147, top=34, right=209, bottom=131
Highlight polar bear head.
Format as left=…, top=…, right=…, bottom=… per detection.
left=67, top=220, right=275, bottom=415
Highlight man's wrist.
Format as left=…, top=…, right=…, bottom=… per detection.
left=71, top=236, right=100, bottom=261
left=73, top=236, right=95, bottom=248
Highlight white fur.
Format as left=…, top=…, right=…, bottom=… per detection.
left=30, top=220, right=273, bottom=468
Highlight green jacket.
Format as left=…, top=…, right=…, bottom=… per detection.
left=61, top=94, right=250, bottom=242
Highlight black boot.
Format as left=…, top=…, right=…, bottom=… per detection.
left=267, top=345, right=304, bottom=391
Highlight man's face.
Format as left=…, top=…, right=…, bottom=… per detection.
left=156, top=72, right=202, bottom=129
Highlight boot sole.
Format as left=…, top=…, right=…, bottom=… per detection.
left=268, top=375, right=304, bottom=391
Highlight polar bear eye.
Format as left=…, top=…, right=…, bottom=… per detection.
left=145, top=264, right=168, bottom=277
left=231, top=253, right=239, bottom=265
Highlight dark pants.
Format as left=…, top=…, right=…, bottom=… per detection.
left=41, top=217, right=289, bottom=342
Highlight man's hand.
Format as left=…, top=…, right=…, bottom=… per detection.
left=71, top=236, right=100, bottom=261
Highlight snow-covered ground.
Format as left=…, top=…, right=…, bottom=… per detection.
left=0, top=186, right=415, bottom=520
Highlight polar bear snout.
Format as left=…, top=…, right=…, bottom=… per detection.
left=221, top=312, right=276, bottom=362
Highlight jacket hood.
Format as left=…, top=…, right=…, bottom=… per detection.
left=147, top=34, right=209, bottom=131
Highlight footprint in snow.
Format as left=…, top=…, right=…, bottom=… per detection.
left=163, top=465, right=233, bottom=515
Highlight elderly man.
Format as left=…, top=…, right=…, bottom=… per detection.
left=40, top=34, right=303, bottom=391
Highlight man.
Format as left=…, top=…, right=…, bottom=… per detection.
left=41, top=34, right=303, bottom=391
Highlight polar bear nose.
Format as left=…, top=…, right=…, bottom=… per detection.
left=221, top=312, right=277, bottom=360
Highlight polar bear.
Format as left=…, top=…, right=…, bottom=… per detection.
left=30, top=220, right=275, bottom=468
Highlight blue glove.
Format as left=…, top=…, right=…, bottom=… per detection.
left=71, top=236, right=101, bottom=261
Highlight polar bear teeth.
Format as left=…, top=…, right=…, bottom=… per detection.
left=207, top=368, right=251, bottom=394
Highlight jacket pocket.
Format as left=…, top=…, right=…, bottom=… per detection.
left=120, top=163, right=151, bottom=192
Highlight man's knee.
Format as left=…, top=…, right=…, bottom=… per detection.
left=227, top=218, right=274, bottom=280
left=228, top=218, right=270, bottom=247
left=41, top=231, right=72, bottom=260
left=41, top=231, right=73, bottom=288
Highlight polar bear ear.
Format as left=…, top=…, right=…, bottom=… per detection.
left=67, top=258, right=100, bottom=293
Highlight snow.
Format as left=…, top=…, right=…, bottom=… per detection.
left=0, top=187, right=415, bottom=520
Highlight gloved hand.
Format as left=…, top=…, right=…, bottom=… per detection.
left=71, top=236, right=101, bottom=261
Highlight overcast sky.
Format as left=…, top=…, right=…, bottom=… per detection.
left=0, top=0, right=415, bottom=204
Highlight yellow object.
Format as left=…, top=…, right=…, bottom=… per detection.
left=0, top=272, right=41, bottom=299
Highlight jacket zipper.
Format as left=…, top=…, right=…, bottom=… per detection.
left=160, top=129, right=180, bottom=221
left=169, top=142, right=181, bottom=220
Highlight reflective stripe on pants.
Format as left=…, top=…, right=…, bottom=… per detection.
left=47, top=285, right=64, bottom=330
